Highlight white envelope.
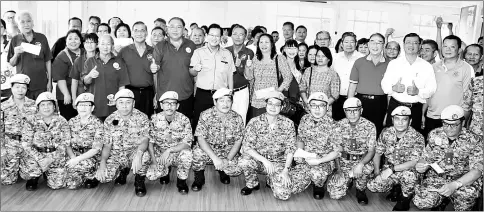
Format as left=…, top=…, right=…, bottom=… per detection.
left=114, top=38, right=133, bottom=47
left=293, top=148, right=317, bottom=159
left=430, top=162, right=445, bottom=174
left=20, top=42, right=41, bottom=56
left=254, top=87, right=276, bottom=99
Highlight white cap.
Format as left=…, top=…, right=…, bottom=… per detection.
left=308, top=92, right=329, bottom=103
left=35, top=92, right=56, bottom=107
left=264, top=91, right=285, bottom=102
left=343, top=97, right=362, bottom=109
left=159, top=91, right=178, bottom=102
left=10, top=74, right=30, bottom=86
left=441, top=105, right=464, bottom=121
left=74, top=93, right=94, bottom=106
left=114, top=89, right=135, bottom=101
left=212, top=88, right=233, bottom=100
left=391, top=106, right=411, bottom=116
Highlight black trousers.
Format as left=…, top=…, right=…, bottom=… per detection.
left=386, top=97, right=423, bottom=134
left=126, top=85, right=155, bottom=118
left=332, top=95, right=347, bottom=121
left=192, top=88, right=216, bottom=131
left=424, top=116, right=442, bottom=142
left=356, top=94, right=387, bottom=136
left=58, top=100, right=77, bottom=121
left=27, top=89, right=47, bottom=100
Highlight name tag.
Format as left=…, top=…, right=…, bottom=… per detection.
left=221, top=61, right=228, bottom=64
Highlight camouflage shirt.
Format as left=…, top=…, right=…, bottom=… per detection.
left=21, top=113, right=70, bottom=163
left=68, top=114, right=104, bottom=151
left=195, top=107, right=244, bottom=156
left=149, top=111, right=193, bottom=149
left=298, top=114, right=340, bottom=157
left=462, top=76, right=483, bottom=136
left=2, top=96, right=36, bottom=135
left=424, top=128, right=482, bottom=178
left=334, top=117, right=377, bottom=155
left=242, top=113, right=297, bottom=163
left=376, top=126, right=425, bottom=165
left=104, top=109, right=149, bottom=152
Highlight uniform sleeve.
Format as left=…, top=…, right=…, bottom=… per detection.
left=277, top=55, right=293, bottom=91
left=299, top=69, right=309, bottom=93
left=469, top=136, right=483, bottom=174
left=149, top=117, right=157, bottom=144
left=103, top=118, right=114, bottom=146
left=116, top=58, right=130, bottom=87
left=330, top=71, right=341, bottom=100
left=349, top=60, right=359, bottom=84
left=375, top=128, right=388, bottom=155
left=53, top=118, right=70, bottom=159
left=417, top=63, right=437, bottom=99
left=421, top=131, right=438, bottom=163
left=242, top=119, right=258, bottom=153
left=194, top=111, right=208, bottom=139
left=297, top=115, right=309, bottom=145
left=51, top=53, right=69, bottom=82
left=381, top=60, right=396, bottom=95
left=461, top=78, right=474, bottom=112
left=234, top=115, right=245, bottom=145
left=180, top=116, right=194, bottom=147
left=284, top=120, right=297, bottom=155
left=21, top=117, right=46, bottom=162
left=366, top=123, right=377, bottom=149
left=190, top=49, right=202, bottom=67
left=91, top=119, right=104, bottom=151
left=138, top=114, right=150, bottom=140
left=408, top=131, right=425, bottom=161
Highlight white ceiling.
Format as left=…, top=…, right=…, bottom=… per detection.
left=387, top=1, right=480, bottom=8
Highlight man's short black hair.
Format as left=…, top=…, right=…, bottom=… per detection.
left=443, top=35, right=462, bottom=49
left=207, top=23, right=222, bottom=35
left=296, top=25, right=307, bottom=32
left=169, top=17, right=185, bottom=27
left=283, top=22, right=294, bottom=30
left=4, top=10, right=16, bottom=15
left=154, top=18, right=166, bottom=24
left=403, top=33, right=422, bottom=44
left=478, top=36, right=483, bottom=42
left=89, top=16, right=101, bottom=24
left=251, top=27, right=264, bottom=38
left=108, top=17, right=123, bottom=25
left=422, top=39, right=438, bottom=51
left=97, top=23, right=111, bottom=33
left=271, top=31, right=279, bottom=35
left=132, top=21, right=147, bottom=31
left=190, top=23, right=198, bottom=27
left=68, top=17, right=82, bottom=26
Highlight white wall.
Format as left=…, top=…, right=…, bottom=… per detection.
left=1, top=1, right=481, bottom=48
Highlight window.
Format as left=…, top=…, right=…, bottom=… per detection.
left=346, top=9, right=389, bottom=39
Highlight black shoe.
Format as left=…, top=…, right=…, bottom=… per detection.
left=386, top=185, right=402, bottom=202
left=85, top=178, right=99, bottom=189
left=348, top=180, right=354, bottom=189
left=392, top=195, right=412, bottom=211
left=191, top=170, right=205, bottom=191
left=160, top=167, right=171, bottom=184
left=134, top=174, right=147, bottom=197
left=26, top=177, right=40, bottom=191
left=218, top=171, right=230, bottom=184
left=430, top=197, right=450, bottom=211
left=313, top=185, right=325, bottom=200
left=114, top=168, right=130, bottom=185
left=356, top=189, right=369, bottom=205
left=177, top=178, right=189, bottom=194
left=240, top=184, right=260, bottom=195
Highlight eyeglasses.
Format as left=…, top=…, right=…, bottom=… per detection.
left=267, top=102, right=282, bottom=107
left=344, top=108, right=361, bottom=114
left=309, top=103, right=327, bottom=109
left=232, top=33, right=245, bottom=38
left=162, top=102, right=178, bottom=107
left=168, top=25, right=183, bottom=31
left=442, top=121, right=461, bottom=129
left=77, top=103, right=93, bottom=107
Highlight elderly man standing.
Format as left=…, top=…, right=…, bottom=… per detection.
left=7, top=11, right=53, bottom=99
left=189, top=23, right=235, bottom=131
left=151, top=17, right=196, bottom=120
left=95, top=89, right=151, bottom=197
left=190, top=27, right=206, bottom=49
left=413, top=105, right=483, bottom=211
left=381, top=33, right=436, bottom=133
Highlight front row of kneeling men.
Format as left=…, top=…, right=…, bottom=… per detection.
left=2, top=74, right=482, bottom=211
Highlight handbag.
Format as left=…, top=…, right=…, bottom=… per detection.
left=275, top=55, right=301, bottom=118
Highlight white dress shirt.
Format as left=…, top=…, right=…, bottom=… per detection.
left=332, top=51, right=364, bottom=96
left=381, top=55, right=436, bottom=104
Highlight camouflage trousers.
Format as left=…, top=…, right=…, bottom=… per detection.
left=307, top=161, right=335, bottom=187
left=192, top=147, right=242, bottom=176
left=146, top=148, right=192, bottom=180
left=99, top=149, right=151, bottom=184
left=65, top=150, right=99, bottom=189
left=1, top=137, right=23, bottom=185
left=19, top=150, right=67, bottom=189
left=367, top=168, right=418, bottom=197
left=327, top=159, right=374, bottom=199
left=413, top=176, right=482, bottom=211
left=238, top=155, right=311, bottom=200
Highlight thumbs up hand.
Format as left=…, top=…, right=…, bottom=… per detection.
left=150, top=59, right=159, bottom=73
left=392, top=77, right=405, bottom=93
left=407, top=80, right=419, bottom=96
left=89, top=66, right=99, bottom=79
left=246, top=55, right=253, bottom=68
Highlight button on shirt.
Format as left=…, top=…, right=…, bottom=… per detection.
left=381, top=55, right=436, bottom=103
left=190, top=46, right=236, bottom=90
left=332, top=51, right=365, bottom=96
left=427, top=59, right=474, bottom=119
left=117, top=43, right=155, bottom=88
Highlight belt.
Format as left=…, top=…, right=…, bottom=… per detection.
left=5, top=133, right=21, bottom=140
left=197, top=88, right=217, bottom=94
left=341, top=152, right=363, bottom=161
left=391, top=97, right=420, bottom=108
left=35, top=146, right=57, bottom=153
left=72, top=146, right=90, bottom=154
left=233, top=85, right=248, bottom=92
left=356, top=94, right=386, bottom=100
left=126, top=85, right=153, bottom=91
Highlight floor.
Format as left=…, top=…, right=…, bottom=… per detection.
left=1, top=166, right=450, bottom=211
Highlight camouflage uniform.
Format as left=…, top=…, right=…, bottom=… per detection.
left=462, top=76, right=483, bottom=136
left=19, top=114, right=70, bottom=189
left=327, top=117, right=376, bottom=199
left=413, top=128, right=483, bottom=211
left=1, top=97, right=36, bottom=185
left=146, top=111, right=193, bottom=180
left=192, top=107, right=244, bottom=176
left=297, top=113, right=339, bottom=187
left=65, top=115, right=104, bottom=189
left=100, top=109, right=151, bottom=183
left=367, top=126, right=425, bottom=197
left=239, top=113, right=311, bottom=200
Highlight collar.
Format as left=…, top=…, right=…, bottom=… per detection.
left=366, top=53, right=386, bottom=63
left=21, top=30, right=37, bottom=42
left=95, top=52, right=116, bottom=60
left=127, top=42, right=154, bottom=51
left=440, top=58, right=464, bottom=72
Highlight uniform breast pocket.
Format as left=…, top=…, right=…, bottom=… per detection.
left=219, top=61, right=229, bottom=72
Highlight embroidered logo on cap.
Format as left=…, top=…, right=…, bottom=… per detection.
left=83, top=95, right=89, bottom=100
left=452, top=114, right=458, bottom=119
left=186, top=47, right=191, bottom=53
left=401, top=110, right=409, bottom=116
